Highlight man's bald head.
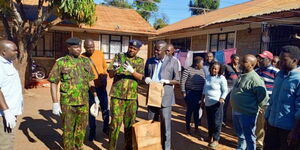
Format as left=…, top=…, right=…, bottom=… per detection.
left=154, top=40, right=167, bottom=60
left=84, top=38, right=95, bottom=56
left=0, top=40, right=18, bottom=61
left=0, top=40, right=16, bottom=52
left=84, top=38, right=94, bottom=46
left=166, top=44, right=175, bottom=56
left=241, top=54, right=257, bottom=73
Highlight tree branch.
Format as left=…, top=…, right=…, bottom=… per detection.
left=11, top=1, right=24, bottom=26
left=16, top=0, right=27, bottom=22
left=0, top=13, right=13, bottom=41
left=36, top=0, right=45, bottom=26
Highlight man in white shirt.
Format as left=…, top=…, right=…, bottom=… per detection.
left=0, top=40, right=23, bottom=150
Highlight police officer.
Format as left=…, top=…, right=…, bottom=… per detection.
left=48, top=37, right=96, bottom=150
left=107, top=40, right=144, bottom=150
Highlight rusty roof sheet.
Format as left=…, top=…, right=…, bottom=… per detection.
left=158, top=0, right=300, bottom=34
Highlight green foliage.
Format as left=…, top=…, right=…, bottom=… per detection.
left=56, top=0, right=96, bottom=25
left=189, top=0, right=219, bottom=16
left=0, top=0, right=96, bottom=25
left=153, top=18, right=168, bottom=30
left=133, top=0, right=160, bottom=21
left=104, top=0, right=133, bottom=8
left=102, top=0, right=160, bottom=21
left=0, top=0, right=12, bottom=15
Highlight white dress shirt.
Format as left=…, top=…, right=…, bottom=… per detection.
left=0, top=56, right=23, bottom=116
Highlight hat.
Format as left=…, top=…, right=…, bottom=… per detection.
left=129, top=40, right=142, bottom=49
left=259, top=50, right=273, bottom=60
left=90, top=103, right=99, bottom=117
left=66, top=37, right=81, bottom=45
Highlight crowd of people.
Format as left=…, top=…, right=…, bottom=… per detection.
left=0, top=38, right=299, bottom=150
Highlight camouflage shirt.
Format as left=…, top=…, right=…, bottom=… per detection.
left=108, top=53, right=144, bottom=100
left=48, top=55, right=95, bottom=106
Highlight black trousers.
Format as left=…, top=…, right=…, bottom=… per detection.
left=206, top=102, right=223, bottom=141
left=264, top=123, right=300, bottom=150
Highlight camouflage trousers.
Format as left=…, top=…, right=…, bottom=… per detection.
left=108, top=97, right=138, bottom=150
left=61, top=104, right=88, bottom=150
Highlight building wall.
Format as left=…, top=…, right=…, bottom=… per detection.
left=191, top=34, right=207, bottom=51
left=132, top=36, right=149, bottom=62
left=236, top=28, right=261, bottom=56
left=73, top=32, right=101, bottom=51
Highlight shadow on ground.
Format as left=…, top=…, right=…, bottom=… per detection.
left=18, top=109, right=63, bottom=150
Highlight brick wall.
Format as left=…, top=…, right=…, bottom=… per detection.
left=191, top=34, right=207, bottom=51
left=236, top=28, right=261, bottom=56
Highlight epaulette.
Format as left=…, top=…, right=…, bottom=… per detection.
left=56, top=57, right=64, bottom=62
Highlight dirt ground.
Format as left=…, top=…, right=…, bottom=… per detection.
left=14, top=80, right=237, bottom=150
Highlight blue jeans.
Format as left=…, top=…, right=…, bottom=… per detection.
left=88, top=88, right=109, bottom=138
left=232, top=112, right=257, bottom=150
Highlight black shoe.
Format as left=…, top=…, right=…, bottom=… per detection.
left=256, top=148, right=263, bottom=150
left=186, top=128, right=192, bottom=135
left=88, top=135, right=95, bottom=141
left=103, top=129, right=109, bottom=136
left=89, top=129, right=96, bottom=141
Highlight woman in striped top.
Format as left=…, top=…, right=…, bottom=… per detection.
left=180, top=56, right=206, bottom=136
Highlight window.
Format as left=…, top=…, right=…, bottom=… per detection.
left=209, top=32, right=235, bottom=51
left=32, top=32, right=55, bottom=57
left=171, top=37, right=191, bottom=50
left=100, top=34, right=130, bottom=59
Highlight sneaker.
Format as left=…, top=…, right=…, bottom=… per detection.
left=208, top=141, right=219, bottom=148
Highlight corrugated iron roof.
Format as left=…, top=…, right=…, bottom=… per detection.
left=158, top=0, right=300, bottom=34
left=20, top=1, right=155, bottom=35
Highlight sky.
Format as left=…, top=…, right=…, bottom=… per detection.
left=94, top=0, right=251, bottom=25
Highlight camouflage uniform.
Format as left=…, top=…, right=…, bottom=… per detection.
left=108, top=53, right=144, bottom=150
left=48, top=55, right=94, bottom=150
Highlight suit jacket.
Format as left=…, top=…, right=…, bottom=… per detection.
left=145, top=56, right=180, bottom=107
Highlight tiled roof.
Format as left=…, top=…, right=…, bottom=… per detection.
left=20, top=1, right=155, bottom=35
left=158, top=0, right=300, bottom=34
left=81, top=5, right=155, bottom=35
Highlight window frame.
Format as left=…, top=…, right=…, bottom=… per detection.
left=209, top=32, right=236, bottom=51
left=32, top=32, right=55, bottom=58
left=100, top=34, right=130, bottom=59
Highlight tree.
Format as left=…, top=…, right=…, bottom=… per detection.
left=0, top=0, right=96, bottom=88
left=104, top=0, right=133, bottom=9
left=102, top=0, right=160, bottom=21
left=133, top=0, right=160, bottom=21
left=153, top=14, right=168, bottom=30
left=189, top=0, right=219, bottom=16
